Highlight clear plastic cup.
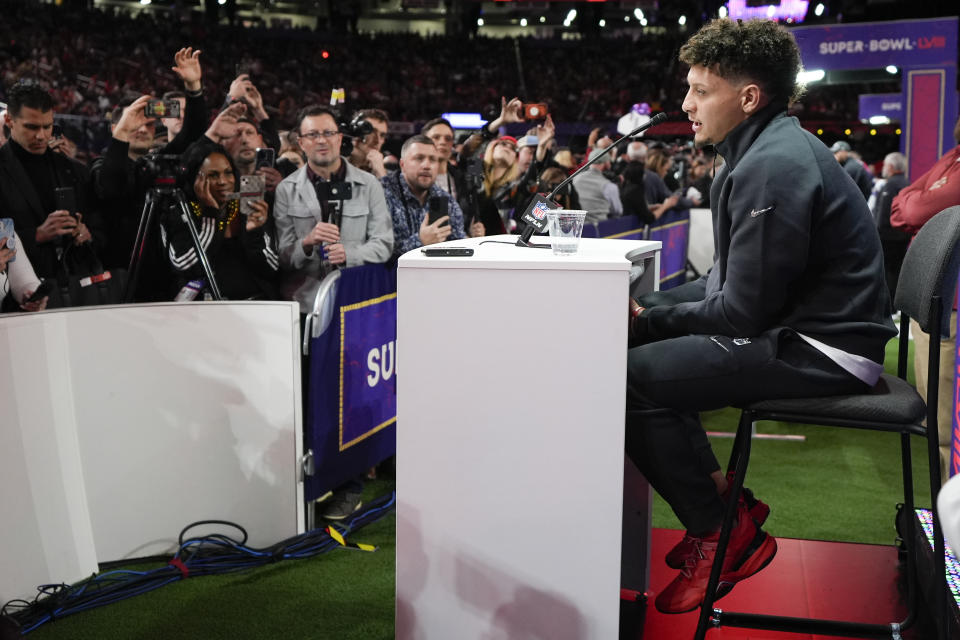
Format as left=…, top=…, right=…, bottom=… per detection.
left=546, top=209, right=587, bottom=255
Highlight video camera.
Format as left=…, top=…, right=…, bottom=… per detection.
left=339, top=113, right=374, bottom=157
left=139, top=153, right=182, bottom=187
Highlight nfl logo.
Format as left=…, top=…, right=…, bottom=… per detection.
left=532, top=201, right=550, bottom=221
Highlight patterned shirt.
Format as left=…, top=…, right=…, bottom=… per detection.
left=380, top=170, right=465, bottom=258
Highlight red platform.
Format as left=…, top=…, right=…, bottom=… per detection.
left=642, top=528, right=910, bottom=640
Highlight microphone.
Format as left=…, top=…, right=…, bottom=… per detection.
left=516, top=112, right=668, bottom=247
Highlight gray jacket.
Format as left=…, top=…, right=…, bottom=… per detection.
left=274, top=159, right=394, bottom=311
left=638, top=104, right=895, bottom=363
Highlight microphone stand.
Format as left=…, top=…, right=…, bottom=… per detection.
left=516, top=112, right=668, bottom=247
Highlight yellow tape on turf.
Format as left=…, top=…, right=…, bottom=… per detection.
left=325, top=527, right=377, bottom=552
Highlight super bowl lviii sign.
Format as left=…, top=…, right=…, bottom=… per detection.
left=791, top=17, right=957, bottom=180
left=339, top=292, right=397, bottom=451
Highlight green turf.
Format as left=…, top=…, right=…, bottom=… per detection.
left=26, top=480, right=398, bottom=640
left=20, top=332, right=927, bottom=638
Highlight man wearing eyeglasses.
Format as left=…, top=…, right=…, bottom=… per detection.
left=273, top=105, right=393, bottom=312
left=347, top=108, right=389, bottom=179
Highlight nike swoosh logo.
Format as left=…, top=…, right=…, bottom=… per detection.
left=749, top=205, right=776, bottom=217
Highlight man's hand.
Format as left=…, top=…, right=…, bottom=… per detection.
left=323, top=243, right=346, bottom=265
left=0, top=246, right=15, bottom=272
left=113, top=95, right=154, bottom=143
left=36, top=210, right=78, bottom=244
left=588, top=127, right=603, bottom=148
left=20, top=289, right=48, bottom=312
left=255, top=166, right=283, bottom=192
left=664, top=194, right=680, bottom=210
left=366, top=149, right=386, bottom=178
left=205, top=101, right=246, bottom=145
left=172, top=47, right=202, bottom=93
left=535, top=114, right=556, bottom=162
left=469, top=219, right=486, bottom=238
left=228, top=74, right=268, bottom=121
left=72, top=212, right=92, bottom=246
left=302, top=220, right=340, bottom=249
left=245, top=199, right=269, bottom=232
left=487, top=96, right=523, bottom=134
left=498, top=97, right=523, bottom=125
left=419, top=215, right=452, bottom=246
left=49, top=136, right=77, bottom=159
left=628, top=298, right=646, bottom=346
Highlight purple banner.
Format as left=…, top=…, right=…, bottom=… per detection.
left=340, top=293, right=397, bottom=450
left=306, top=263, right=396, bottom=501
left=858, top=93, right=902, bottom=121
left=791, top=18, right=957, bottom=71
left=648, top=211, right=690, bottom=290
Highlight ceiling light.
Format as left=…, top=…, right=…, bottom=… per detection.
left=797, top=69, right=825, bottom=83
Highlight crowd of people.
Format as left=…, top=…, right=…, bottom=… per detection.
left=0, top=22, right=912, bottom=315
left=0, top=2, right=897, bottom=158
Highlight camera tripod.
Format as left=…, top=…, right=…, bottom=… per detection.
left=124, top=178, right=222, bottom=303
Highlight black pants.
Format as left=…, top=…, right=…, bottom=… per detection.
left=625, top=328, right=868, bottom=535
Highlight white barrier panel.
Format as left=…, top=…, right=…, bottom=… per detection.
left=0, top=315, right=99, bottom=604
left=0, top=302, right=304, bottom=582
left=688, top=207, right=714, bottom=277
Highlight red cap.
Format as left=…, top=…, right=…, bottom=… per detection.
left=497, top=135, right=518, bottom=146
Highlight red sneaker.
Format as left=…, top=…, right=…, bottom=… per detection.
left=655, top=505, right=777, bottom=614
left=665, top=486, right=770, bottom=569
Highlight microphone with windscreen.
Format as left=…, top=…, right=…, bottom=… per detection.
left=516, top=112, right=668, bottom=247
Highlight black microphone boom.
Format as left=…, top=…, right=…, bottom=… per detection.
left=546, top=111, right=667, bottom=201
left=515, top=111, right=668, bottom=247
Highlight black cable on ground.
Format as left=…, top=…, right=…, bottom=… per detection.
left=1, top=491, right=396, bottom=635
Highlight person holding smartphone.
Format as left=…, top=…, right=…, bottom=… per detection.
left=222, top=117, right=284, bottom=194
left=380, top=134, right=466, bottom=261
left=159, top=143, right=279, bottom=301
left=0, top=81, right=101, bottom=295
left=0, top=228, right=48, bottom=312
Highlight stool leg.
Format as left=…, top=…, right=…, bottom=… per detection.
left=694, top=410, right=755, bottom=640
left=898, top=433, right=919, bottom=631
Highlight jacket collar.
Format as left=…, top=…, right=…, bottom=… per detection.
left=296, top=157, right=368, bottom=189
left=714, top=101, right=787, bottom=171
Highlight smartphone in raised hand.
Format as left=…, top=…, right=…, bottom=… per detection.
left=54, top=186, right=77, bottom=218
left=427, top=196, right=449, bottom=226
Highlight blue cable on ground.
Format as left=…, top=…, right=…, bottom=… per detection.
left=1, top=491, right=396, bottom=635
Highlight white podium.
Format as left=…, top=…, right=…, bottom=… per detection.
left=396, top=235, right=660, bottom=639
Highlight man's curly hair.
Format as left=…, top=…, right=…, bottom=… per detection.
left=679, top=18, right=804, bottom=105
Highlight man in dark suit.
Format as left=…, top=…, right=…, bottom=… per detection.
left=0, top=81, right=99, bottom=291
left=830, top=140, right=873, bottom=200
left=872, top=151, right=910, bottom=299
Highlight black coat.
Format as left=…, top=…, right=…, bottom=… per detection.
left=89, top=91, right=209, bottom=300
left=637, top=104, right=895, bottom=364
left=0, top=141, right=102, bottom=281
left=875, top=172, right=910, bottom=242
